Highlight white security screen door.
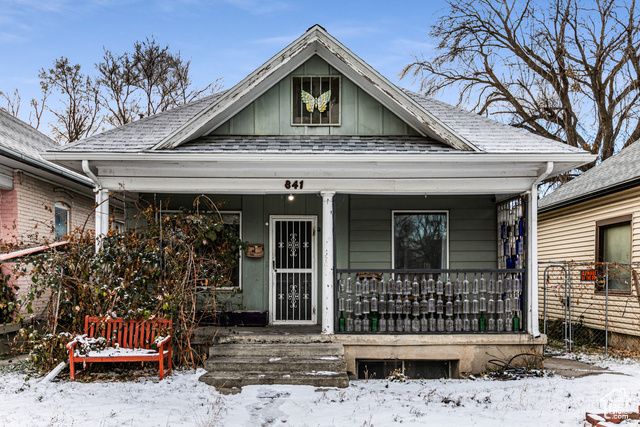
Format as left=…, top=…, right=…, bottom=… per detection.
left=270, top=216, right=317, bottom=324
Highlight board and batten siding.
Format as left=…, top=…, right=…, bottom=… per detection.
left=347, top=195, right=498, bottom=271
left=538, top=187, right=640, bottom=337
left=212, top=55, right=419, bottom=136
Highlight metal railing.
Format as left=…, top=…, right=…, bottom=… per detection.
left=335, top=269, right=526, bottom=334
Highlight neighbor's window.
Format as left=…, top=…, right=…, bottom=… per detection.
left=292, top=76, right=340, bottom=125
left=54, top=202, right=69, bottom=241
left=393, top=212, right=448, bottom=269
left=596, top=215, right=632, bottom=292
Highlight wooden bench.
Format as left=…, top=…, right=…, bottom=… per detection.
left=67, top=315, right=172, bottom=380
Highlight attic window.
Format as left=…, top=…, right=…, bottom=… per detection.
left=292, top=76, right=340, bottom=126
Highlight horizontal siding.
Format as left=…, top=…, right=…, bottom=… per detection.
left=349, top=195, right=497, bottom=271
left=539, top=189, right=640, bottom=337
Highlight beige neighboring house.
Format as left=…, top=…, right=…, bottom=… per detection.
left=538, top=141, right=640, bottom=348
left=0, top=109, right=95, bottom=320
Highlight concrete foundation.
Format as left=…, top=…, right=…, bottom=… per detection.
left=335, top=333, right=546, bottom=376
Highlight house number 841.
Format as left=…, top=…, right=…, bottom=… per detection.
left=284, top=180, right=304, bottom=190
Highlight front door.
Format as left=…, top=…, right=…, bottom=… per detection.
left=269, top=216, right=317, bottom=324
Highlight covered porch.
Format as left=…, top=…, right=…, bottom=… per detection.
left=93, top=186, right=540, bottom=338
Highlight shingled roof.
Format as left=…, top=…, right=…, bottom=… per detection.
left=0, top=109, right=91, bottom=184
left=56, top=88, right=584, bottom=155
left=539, top=141, right=640, bottom=212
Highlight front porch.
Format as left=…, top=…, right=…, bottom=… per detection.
left=196, top=322, right=545, bottom=384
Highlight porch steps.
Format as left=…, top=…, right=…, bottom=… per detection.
left=198, top=339, right=349, bottom=389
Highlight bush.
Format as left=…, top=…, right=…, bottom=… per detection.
left=0, top=271, right=18, bottom=324
left=14, top=195, right=245, bottom=373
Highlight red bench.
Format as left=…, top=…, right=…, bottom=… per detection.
left=67, top=315, right=172, bottom=380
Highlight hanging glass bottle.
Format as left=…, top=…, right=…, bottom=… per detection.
left=346, top=316, right=354, bottom=332
left=355, top=316, right=362, bottom=332
left=355, top=276, right=362, bottom=296
left=355, top=296, right=362, bottom=319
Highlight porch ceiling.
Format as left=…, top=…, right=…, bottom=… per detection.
left=45, top=152, right=593, bottom=194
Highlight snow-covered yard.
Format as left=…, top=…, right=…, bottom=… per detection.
left=1, top=355, right=639, bottom=426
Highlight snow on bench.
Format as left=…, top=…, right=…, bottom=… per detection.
left=66, top=315, right=172, bottom=380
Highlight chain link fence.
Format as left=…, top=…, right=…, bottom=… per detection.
left=539, top=262, right=640, bottom=355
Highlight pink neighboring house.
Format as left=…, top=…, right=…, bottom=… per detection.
left=0, top=109, right=95, bottom=319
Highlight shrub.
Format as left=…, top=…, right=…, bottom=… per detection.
left=14, top=195, right=245, bottom=373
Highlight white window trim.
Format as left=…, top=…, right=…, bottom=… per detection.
left=391, top=210, right=450, bottom=270
left=161, top=210, right=243, bottom=291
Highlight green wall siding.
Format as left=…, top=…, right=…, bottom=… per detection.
left=134, top=193, right=497, bottom=323
left=348, top=195, right=498, bottom=271
left=212, top=55, right=419, bottom=136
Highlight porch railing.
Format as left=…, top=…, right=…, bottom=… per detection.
left=335, top=269, right=526, bottom=334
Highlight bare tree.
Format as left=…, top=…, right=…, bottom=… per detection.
left=39, top=57, right=101, bottom=143
left=402, top=0, right=640, bottom=182
left=132, top=37, right=219, bottom=116
left=96, top=49, right=140, bottom=127
left=0, top=89, right=21, bottom=117
left=133, top=37, right=176, bottom=116
left=29, top=87, right=49, bottom=131
left=0, top=88, right=49, bottom=130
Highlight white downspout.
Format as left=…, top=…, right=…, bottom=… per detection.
left=528, top=161, right=553, bottom=338
left=82, top=160, right=109, bottom=252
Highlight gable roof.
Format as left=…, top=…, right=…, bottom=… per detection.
left=539, top=140, right=640, bottom=212
left=57, top=89, right=585, bottom=156
left=0, top=109, right=91, bottom=185
left=149, top=25, right=479, bottom=152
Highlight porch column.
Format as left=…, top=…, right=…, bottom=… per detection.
left=95, top=189, right=109, bottom=252
left=321, top=191, right=335, bottom=334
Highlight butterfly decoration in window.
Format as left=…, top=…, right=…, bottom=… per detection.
left=301, top=90, right=331, bottom=113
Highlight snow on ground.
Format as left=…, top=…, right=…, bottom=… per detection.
left=1, top=356, right=639, bottom=427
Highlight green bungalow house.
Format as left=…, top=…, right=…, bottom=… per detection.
left=44, top=25, right=594, bottom=384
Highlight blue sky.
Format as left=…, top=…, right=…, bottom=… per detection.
left=0, top=0, right=448, bottom=133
